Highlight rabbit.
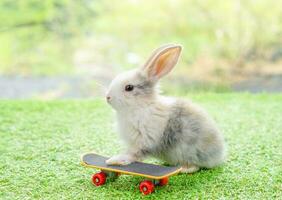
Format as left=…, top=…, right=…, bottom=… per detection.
left=105, top=44, right=226, bottom=173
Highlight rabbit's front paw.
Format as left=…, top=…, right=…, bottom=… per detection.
left=106, top=154, right=133, bottom=166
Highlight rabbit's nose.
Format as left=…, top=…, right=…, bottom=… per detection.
left=106, top=96, right=111, bottom=101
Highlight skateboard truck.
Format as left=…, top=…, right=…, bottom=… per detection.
left=91, top=170, right=169, bottom=195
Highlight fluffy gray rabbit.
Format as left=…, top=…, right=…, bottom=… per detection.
left=105, top=44, right=226, bottom=173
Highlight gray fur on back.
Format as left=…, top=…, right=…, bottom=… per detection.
left=151, top=99, right=226, bottom=168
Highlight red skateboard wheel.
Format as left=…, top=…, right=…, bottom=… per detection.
left=139, top=180, right=154, bottom=195
left=92, top=172, right=107, bottom=186
left=158, top=177, right=169, bottom=186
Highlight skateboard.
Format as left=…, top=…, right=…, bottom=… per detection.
left=81, top=153, right=182, bottom=195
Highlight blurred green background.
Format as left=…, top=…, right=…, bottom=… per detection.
left=0, top=0, right=282, bottom=98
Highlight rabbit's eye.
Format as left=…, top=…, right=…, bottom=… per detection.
left=125, top=84, right=134, bottom=92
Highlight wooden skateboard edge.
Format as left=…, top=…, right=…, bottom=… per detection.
left=80, top=152, right=182, bottom=180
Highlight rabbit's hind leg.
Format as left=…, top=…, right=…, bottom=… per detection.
left=181, top=164, right=200, bottom=174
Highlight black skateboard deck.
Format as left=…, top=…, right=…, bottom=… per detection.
left=81, top=153, right=182, bottom=179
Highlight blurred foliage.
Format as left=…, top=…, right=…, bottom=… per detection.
left=0, top=0, right=96, bottom=75
left=0, top=0, right=281, bottom=76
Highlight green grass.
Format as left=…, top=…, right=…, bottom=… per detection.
left=0, top=94, right=281, bottom=199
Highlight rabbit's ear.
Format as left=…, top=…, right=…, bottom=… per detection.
left=142, top=44, right=182, bottom=81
